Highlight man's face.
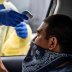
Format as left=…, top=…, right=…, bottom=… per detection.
left=34, top=22, right=49, bottom=49
left=34, top=21, right=60, bottom=52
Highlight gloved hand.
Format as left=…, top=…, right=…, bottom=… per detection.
left=0, top=9, right=28, bottom=27
left=15, top=22, right=28, bottom=38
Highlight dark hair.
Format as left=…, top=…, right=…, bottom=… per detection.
left=44, top=14, right=72, bottom=54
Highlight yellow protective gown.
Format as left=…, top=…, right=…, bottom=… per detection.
left=0, top=1, right=32, bottom=56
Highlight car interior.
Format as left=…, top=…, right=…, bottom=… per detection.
left=1, top=0, right=72, bottom=72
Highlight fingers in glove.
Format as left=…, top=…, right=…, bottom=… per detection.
left=15, top=27, right=27, bottom=32
left=17, top=31, right=28, bottom=38
left=9, top=14, right=24, bottom=23
left=8, top=18, right=18, bottom=26
left=9, top=10, right=28, bottom=20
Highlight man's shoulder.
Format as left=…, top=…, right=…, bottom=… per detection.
left=50, top=62, right=72, bottom=72
left=63, top=62, right=72, bottom=72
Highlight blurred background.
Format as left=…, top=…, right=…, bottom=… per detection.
left=7, top=0, right=51, bottom=33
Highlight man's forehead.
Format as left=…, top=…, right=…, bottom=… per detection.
left=38, top=22, right=48, bottom=30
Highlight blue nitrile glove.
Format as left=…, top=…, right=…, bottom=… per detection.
left=0, top=9, right=28, bottom=27
left=0, top=4, right=5, bottom=9
left=15, top=22, right=28, bottom=38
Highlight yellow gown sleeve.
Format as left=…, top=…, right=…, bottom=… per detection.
left=1, top=24, right=32, bottom=56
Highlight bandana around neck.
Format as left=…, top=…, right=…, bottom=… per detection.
left=22, top=41, right=72, bottom=72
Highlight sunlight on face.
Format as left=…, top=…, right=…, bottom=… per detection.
left=34, top=22, right=49, bottom=49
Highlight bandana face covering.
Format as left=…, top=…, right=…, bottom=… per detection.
left=22, top=41, right=71, bottom=72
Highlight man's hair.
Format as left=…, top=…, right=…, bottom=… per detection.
left=44, top=14, right=72, bottom=54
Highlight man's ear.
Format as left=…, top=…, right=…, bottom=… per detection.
left=48, top=37, right=58, bottom=51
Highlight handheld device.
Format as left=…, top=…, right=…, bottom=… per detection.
left=22, top=11, right=33, bottom=19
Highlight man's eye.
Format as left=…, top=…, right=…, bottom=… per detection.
left=36, top=31, right=40, bottom=37
left=36, top=30, right=39, bottom=33
left=37, top=31, right=40, bottom=33
left=37, top=29, right=43, bottom=34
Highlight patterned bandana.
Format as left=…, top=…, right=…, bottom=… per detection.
left=22, top=41, right=72, bottom=72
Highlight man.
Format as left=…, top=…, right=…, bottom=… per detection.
left=22, top=14, right=72, bottom=72
left=1, top=14, right=72, bottom=72
left=0, top=0, right=32, bottom=56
